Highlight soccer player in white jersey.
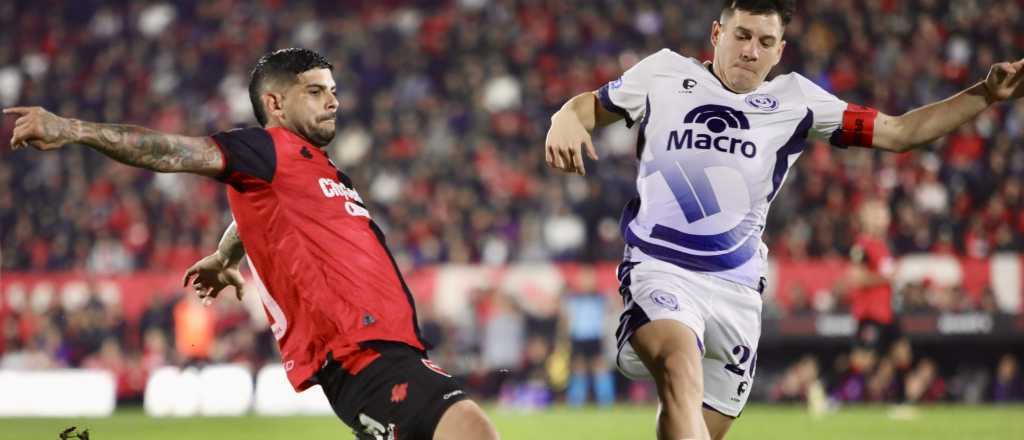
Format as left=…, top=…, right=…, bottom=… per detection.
left=544, top=1, right=1024, bottom=439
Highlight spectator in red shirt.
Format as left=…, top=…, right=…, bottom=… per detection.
left=842, top=199, right=900, bottom=363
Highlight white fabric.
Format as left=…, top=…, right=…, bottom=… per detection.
left=616, top=259, right=762, bottom=417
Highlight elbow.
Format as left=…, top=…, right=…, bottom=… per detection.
left=878, top=116, right=917, bottom=153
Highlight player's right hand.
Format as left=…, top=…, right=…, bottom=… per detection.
left=182, top=252, right=246, bottom=306
left=545, top=111, right=599, bottom=176
left=3, top=106, right=72, bottom=151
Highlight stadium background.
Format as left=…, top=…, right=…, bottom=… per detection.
left=1, top=0, right=1023, bottom=438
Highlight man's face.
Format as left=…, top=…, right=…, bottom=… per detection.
left=711, top=10, right=786, bottom=93
left=279, top=68, right=338, bottom=147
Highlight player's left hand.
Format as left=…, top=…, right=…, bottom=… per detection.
left=983, top=58, right=1024, bottom=102
left=3, top=106, right=73, bottom=151
left=182, top=252, right=246, bottom=306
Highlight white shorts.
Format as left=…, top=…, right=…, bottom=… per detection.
left=614, top=259, right=763, bottom=417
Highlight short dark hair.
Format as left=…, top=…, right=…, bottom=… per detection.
left=721, top=0, right=794, bottom=26
left=249, top=48, right=333, bottom=126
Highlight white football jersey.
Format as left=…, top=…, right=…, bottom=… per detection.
left=599, top=49, right=855, bottom=289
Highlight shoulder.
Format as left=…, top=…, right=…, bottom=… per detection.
left=778, top=72, right=834, bottom=100
left=211, top=126, right=275, bottom=149
left=641, top=48, right=701, bottom=71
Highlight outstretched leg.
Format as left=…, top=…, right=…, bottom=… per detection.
left=630, top=319, right=710, bottom=440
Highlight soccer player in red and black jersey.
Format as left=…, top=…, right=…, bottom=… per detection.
left=842, top=199, right=899, bottom=377
left=4, top=48, right=499, bottom=440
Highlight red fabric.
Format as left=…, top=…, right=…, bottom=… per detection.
left=850, top=235, right=894, bottom=324
left=839, top=104, right=880, bottom=147
left=220, top=127, right=425, bottom=391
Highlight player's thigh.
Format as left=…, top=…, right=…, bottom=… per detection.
left=630, top=319, right=705, bottom=398
left=433, top=399, right=499, bottom=440
left=700, top=283, right=761, bottom=418
left=702, top=407, right=735, bottom=440
left=320, top=344, right=472, bottom=439
left=615, top=261, right=711, bottom=382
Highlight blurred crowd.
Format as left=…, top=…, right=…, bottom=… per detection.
left=3, top=269, right=1022, bottom=406
left=772, top=341, right=1024, bottom=405
left=3, top=0, right=1024, bottom=275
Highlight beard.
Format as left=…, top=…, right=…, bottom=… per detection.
left=306, top=125, right=336, bottom=147
left=301, top=119, right=336, bottom=147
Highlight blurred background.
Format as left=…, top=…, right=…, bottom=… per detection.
left=1, top=0, right=1023, bottom=435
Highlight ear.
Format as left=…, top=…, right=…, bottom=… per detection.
left=260, top=92, right=285, bottom=123
left=711, top=20, right=723, bottom=48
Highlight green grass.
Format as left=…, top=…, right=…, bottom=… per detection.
left=2, top=404, right=1022, bottom=439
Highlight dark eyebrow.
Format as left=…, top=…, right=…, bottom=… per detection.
left=305, top=84, right=336, bottom=92
left=735, top=26, right=778, bottom=43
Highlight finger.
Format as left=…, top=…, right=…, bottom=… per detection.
left=2, top=107, right=33, bottom=116
left=584, top=137, right=599, bottom=161
left=545, top=144, right=554, bottom=166
left=998, top=62, right=1015, bottom=76
left=557, top=147, right=575, bottom=173
left=227, top=270, right=246, bottom=289
left=202, top=297, right=213, bottom=307
left=570, top=145, right=585, bottom=176
left=228, top=271, right=246, bottom=301
left=182, top=268, right=198, bottom=287
left=552, top=149, right=565, bottom=169
left=11, top=126, right=28, bottom=148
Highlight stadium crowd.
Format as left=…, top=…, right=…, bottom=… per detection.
left=3, top=1, right=1024, bottom=273
left=2, top=273, right=1022, bottom=405
left=2, top=0, right=1024, bottom=406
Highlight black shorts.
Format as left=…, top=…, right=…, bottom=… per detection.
left=315, top=341, right=469, bottom=440
left=854, top=319, right=900, bottom=353
left=571, top=338, right=604, bottom=361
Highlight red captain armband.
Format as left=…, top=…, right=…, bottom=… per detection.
left=831, top=104, right=879, bottom=148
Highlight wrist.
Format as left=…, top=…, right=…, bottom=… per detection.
left=551, top=108, right=572, bottom=123
left=62, top=118, right=82, bottom=144
left=214, top=250, right=233, bottom=267
left=976, top=81, right=998, bottom=105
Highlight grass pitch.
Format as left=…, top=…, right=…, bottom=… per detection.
left=2, top=404, right=1021, bottom=439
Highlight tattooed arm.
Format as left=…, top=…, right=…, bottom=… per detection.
left=183, top=221, right=247, bottom=304
left=215, top=221, right=246, bottom=266
left=3, top=106, right=224, bottom=176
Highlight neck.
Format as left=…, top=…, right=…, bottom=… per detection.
left=710, top=58, right=756, bottom=94
left=265, top=121, right=320, bottom=148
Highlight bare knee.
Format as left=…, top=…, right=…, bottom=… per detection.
left=433, top=400, right=500, bottom=440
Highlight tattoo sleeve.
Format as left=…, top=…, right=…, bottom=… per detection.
left=71, top=119, right=224, bottom=175
left=216, top=221, right=246, bottom=266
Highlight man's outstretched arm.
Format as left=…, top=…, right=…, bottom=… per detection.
left=4, top=106, right=224, bottom=176
left=871, top=59, right=1024, bottom=152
